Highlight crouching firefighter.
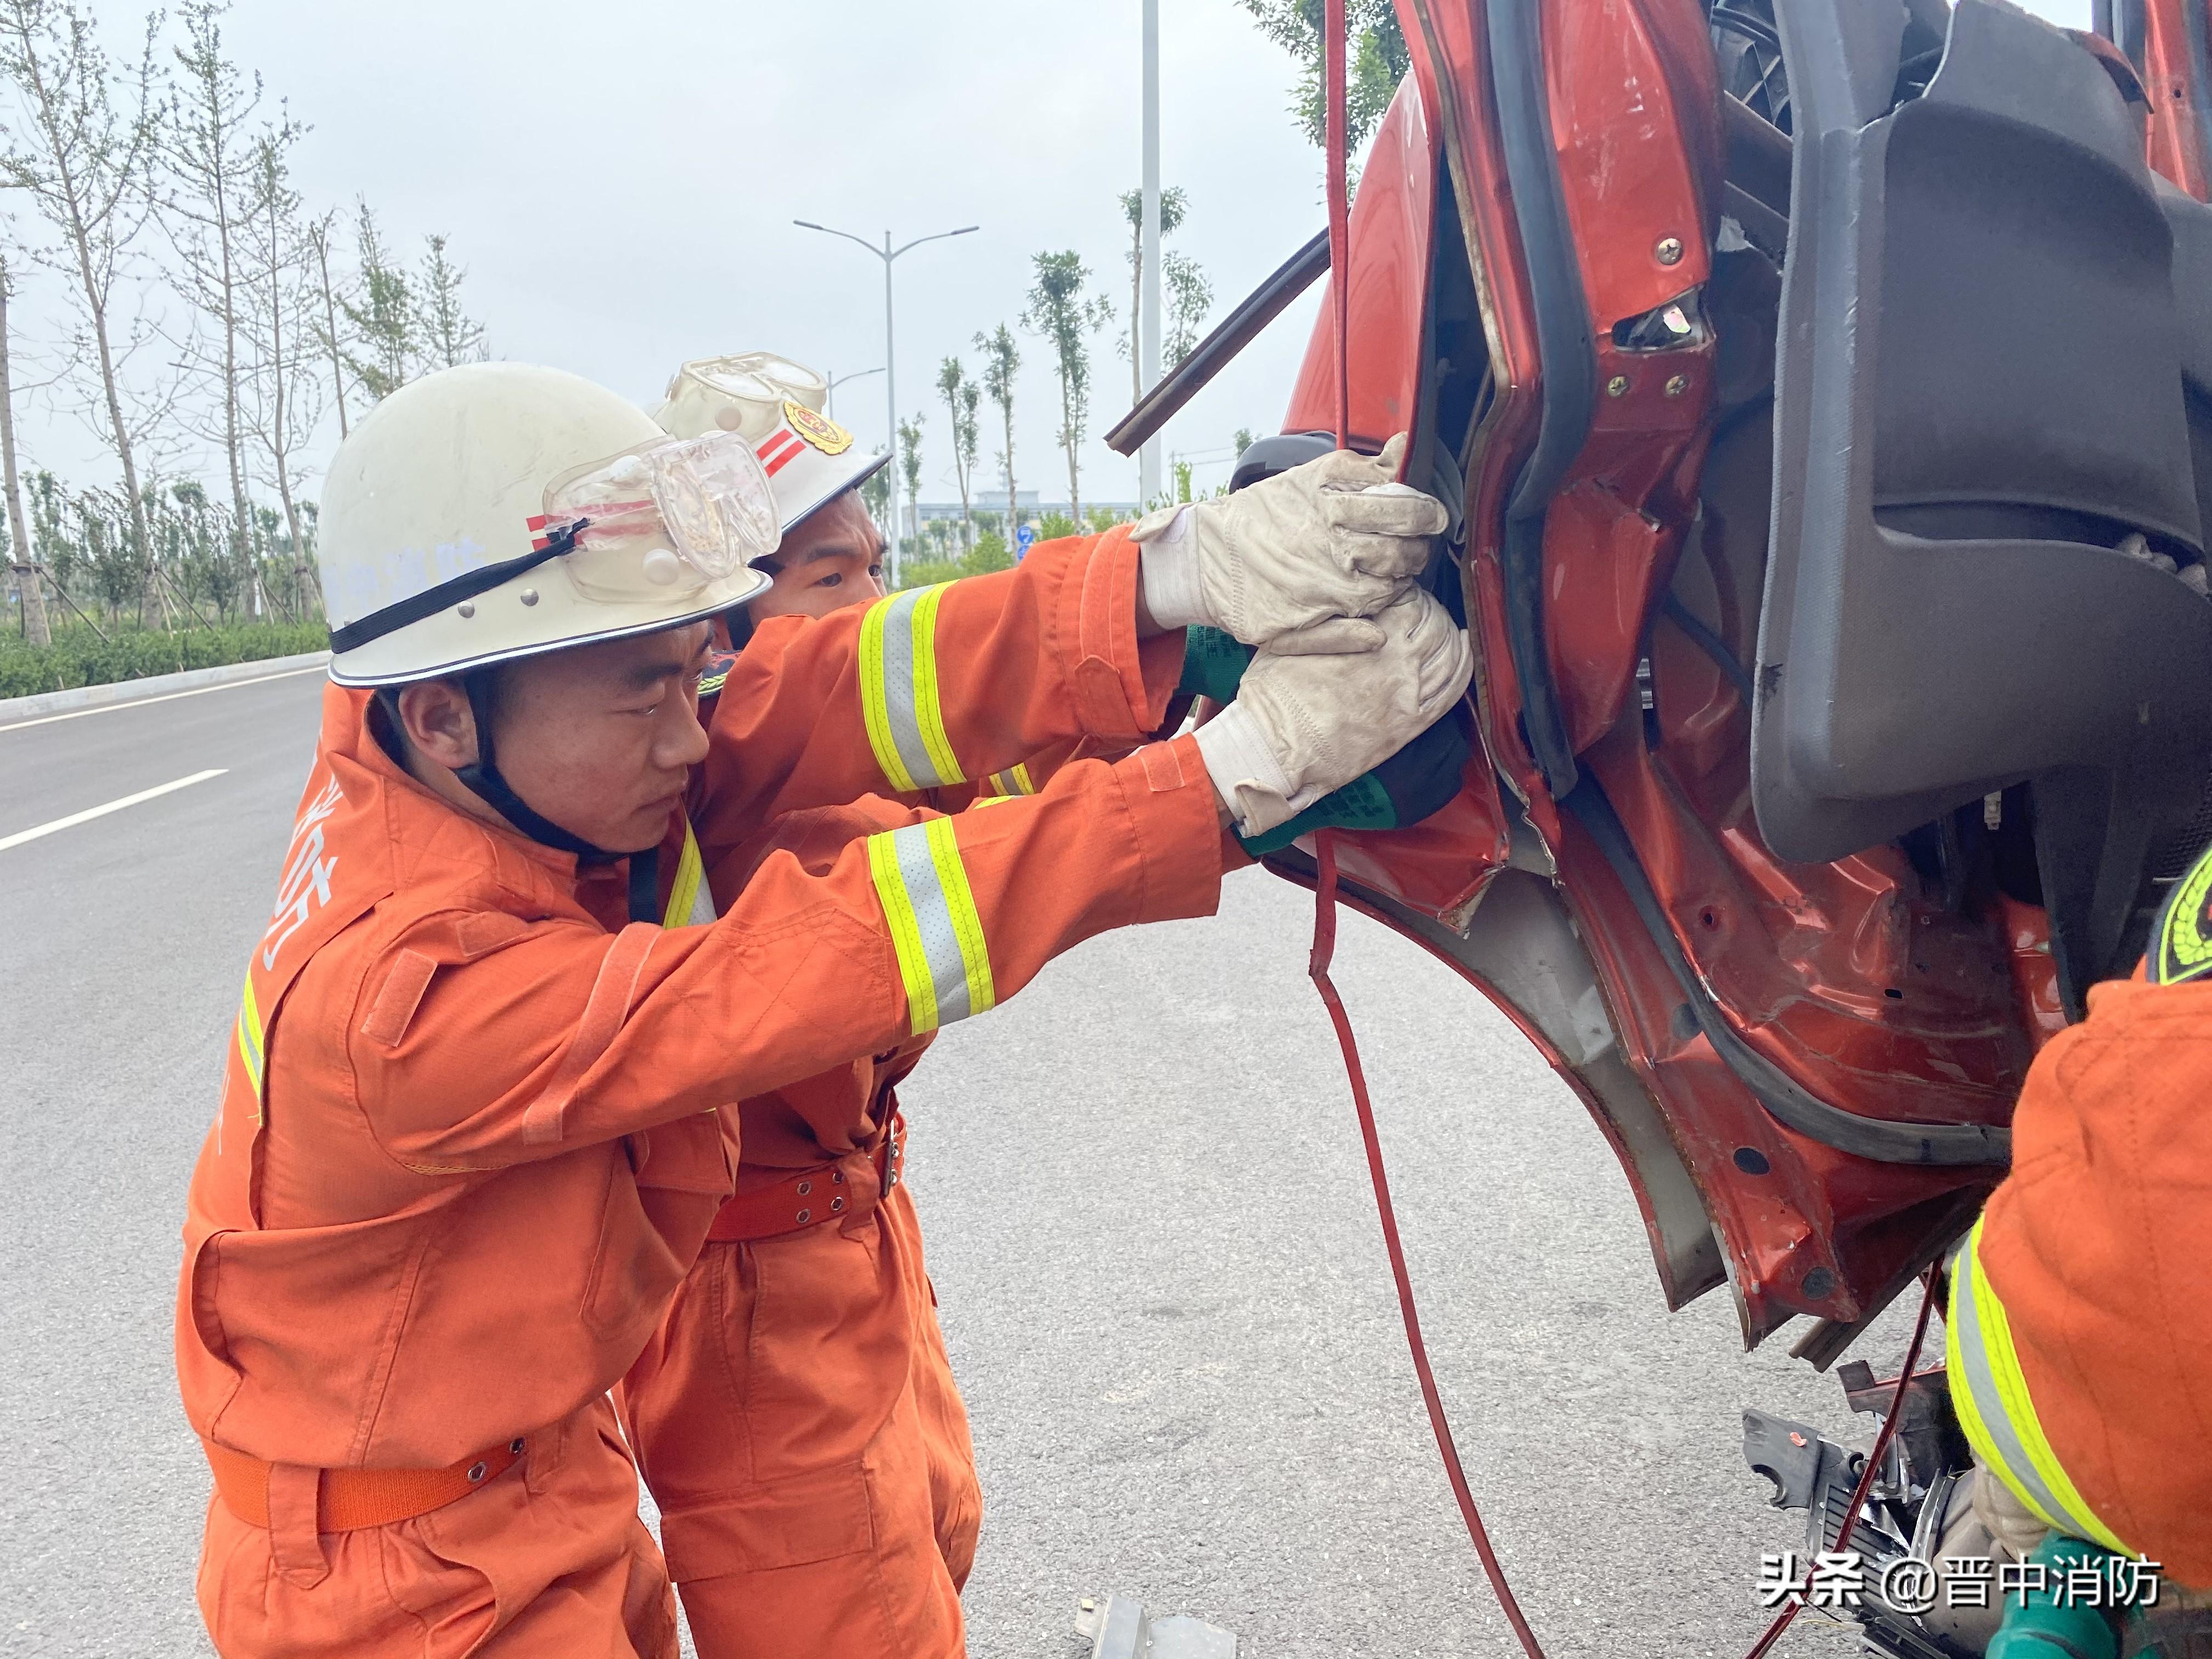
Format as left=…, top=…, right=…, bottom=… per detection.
left=174, top=359, right=1471, bottom=1658
left=1942, top=845, right=2212, bottom=1656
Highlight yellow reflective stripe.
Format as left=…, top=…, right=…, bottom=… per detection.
left=235, top=969, right=266, bottom=1107
left=1946, top=1218, right=2133, bottom=1554
left=857, top=597, right=916, bottom=793
left=661, top=821, right=714, bottom=929
left=2151, top=839, right=2212, bottom=983
left=857, top=586, right=965, bottom=793
left=869, top=829, right=939, bottom=1033
left=907, top=585, right=963, bottom=787
left=866, top=818, right=996, bottom=1035
left=987, top=761, right=1038, bottom=798
left=923, top=815, right=996, bottom=1018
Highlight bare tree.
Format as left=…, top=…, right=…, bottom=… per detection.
left=340, top=198, right=411, bottom=400
left=955, top=381, right=979, bottom=546
left=162, top=0, right=261, bottom=569
left=1163, top=249, right=1213, bottom=366
left=0, top=0, right=165, bottom=583
left=0, top=250, right=47, bottom=642
left=1117, top=183, right=1187, bottom=405
left=896, top=409, right=923, bottom=549
left=1236, top=0, right=1409, bottom=157
left=238, top=126, right=319, bottom=595
left=859, top=463, right=888, bottom=539
left=1021, top=250, right=1111, bottom=527
left=303, top=208, right=345, bottom=435
left=936, top=356, right=979, bottom=550
left=974, top=323, right=1019, bottom=537
left=414, top=232, right=481, bottom=370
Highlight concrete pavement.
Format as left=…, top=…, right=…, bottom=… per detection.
left=0, top=668, right=1897, bottom=1657
left=1, top=667, right=329, bottom=1658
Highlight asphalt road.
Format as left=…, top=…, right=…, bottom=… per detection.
left=0, top=669, right=1911, bottom=1658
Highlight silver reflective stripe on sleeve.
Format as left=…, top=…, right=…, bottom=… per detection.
left=859, top=586, right=964, bottom=792
left=1945, top=1218, right=2132, bottom=1554
left=867, top=817, right=996, bottom=1035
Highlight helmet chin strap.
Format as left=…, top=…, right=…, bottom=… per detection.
left=450, top=672, right=625, bottom=866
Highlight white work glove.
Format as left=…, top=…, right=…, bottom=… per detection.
left=1135, top=431, right=1448, bottom=647
left=1192, top=588, right=1474, bottom=836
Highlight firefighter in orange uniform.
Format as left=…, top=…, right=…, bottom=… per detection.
left=1944, top=847, right=2212, bottom=1623
left=177, top=359, right=1466, bottom=1657
left=623, top=356, right=1088, bottom=1657
left=654, top=353, right=1082, bottom=803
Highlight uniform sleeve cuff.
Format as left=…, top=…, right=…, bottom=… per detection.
left=1190, top=702, right=1321, bottom=834
left=1064, top=524, right=1184, bottom=740
left=1135, top=510, right=1206, bottom=631
left=1109, top=733, right=1228, bottom=925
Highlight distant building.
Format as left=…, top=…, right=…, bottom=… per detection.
left=912, top=492, right=1139, bottom=526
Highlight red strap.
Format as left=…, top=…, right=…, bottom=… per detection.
left=1307, top=834, right=1548, bottom=1657
left=706, top=1116, right=904, bottom=1243
left=1308, top=835, right=1940, bottom=1659
left=1324, top=0, right=1351, bottom=452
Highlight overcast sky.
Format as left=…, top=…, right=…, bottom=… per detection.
left=15, top=0, right=2088, bottom=515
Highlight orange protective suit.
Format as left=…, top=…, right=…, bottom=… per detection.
left=1947, top=850, right=2212, bottom=1588
left=615, top=578, right=1125, bottom=1657
left=177, top=530, right=1224, bottom=1657
left=622, top=797, right=988, bottom=1658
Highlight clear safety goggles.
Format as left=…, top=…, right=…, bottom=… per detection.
left=539, top=428, right=781, bottom=602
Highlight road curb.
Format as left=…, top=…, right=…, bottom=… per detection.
left=0, top=650, right=330, bottom=723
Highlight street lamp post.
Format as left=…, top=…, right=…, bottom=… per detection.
left=1139, top=0, right=1164, bottom=509
left=823, top=365, right=883, bottom=424
left=793, top=220, right=979, bottom=586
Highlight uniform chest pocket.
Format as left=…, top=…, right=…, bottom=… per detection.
left=579, top=1113, right=736, bottom=1342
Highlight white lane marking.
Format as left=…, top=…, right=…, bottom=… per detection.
left=0, top=662, right=326, bottom=734
left=0, top=769, right=229, bottom=852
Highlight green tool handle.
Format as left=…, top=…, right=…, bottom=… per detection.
left=1988, top=1537, right=2123, bottom=1659
left=1175, top=627, right=1471, bottom=856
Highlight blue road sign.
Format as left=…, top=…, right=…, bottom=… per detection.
left=1015, top=523, right=1036, bottom=561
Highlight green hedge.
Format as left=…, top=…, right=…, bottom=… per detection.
left=894, top=531, right=1019, bottom=591
left=0, top=619, right=328, bottom=699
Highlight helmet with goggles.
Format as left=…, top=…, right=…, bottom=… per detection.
left=321, top=362, right=777, bottom=687
left=652, top=352, right=890, bottom=537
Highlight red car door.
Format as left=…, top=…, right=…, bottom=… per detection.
left=1242, top=0, right=2212, bottom=1357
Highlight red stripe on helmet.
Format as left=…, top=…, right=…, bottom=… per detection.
left=757, top=430, right=804, bottom=475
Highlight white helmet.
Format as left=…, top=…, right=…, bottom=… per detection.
left=321, top=362, right=776, bottom=687
left=652, top=352, right=889, bottom=535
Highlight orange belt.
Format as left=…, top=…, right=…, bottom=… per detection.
left=707, top=1116, right=904, bottom=1243
left=202, top=1434, right=527, bottom=1533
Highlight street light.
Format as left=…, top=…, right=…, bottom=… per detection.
left=824, top=365, right=883, bottom=424
left=1139, top=0, right=1164, bottom=509
left=793, top=219, right=979, bottom=584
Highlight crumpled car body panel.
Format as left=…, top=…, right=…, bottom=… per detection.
left=1264, top=0, right=2212, bottom=1352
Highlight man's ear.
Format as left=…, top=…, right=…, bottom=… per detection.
left=396, top=679, right=480, bottom=770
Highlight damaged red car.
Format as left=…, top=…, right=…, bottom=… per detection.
left=1111, top=0, right=2212, bottom=1647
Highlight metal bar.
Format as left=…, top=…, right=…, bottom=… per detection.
left=1103, top=229, right=1329, bottom=456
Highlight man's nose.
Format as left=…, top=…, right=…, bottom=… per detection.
left=661, top=697, right=712, bottom=770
